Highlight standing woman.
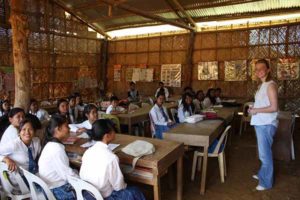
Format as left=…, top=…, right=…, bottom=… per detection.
left=249, top=59, right=278, bottom=191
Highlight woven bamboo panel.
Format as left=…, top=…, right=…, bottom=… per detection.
left=192, top=81, right=215, bottom=93
left=194, top=34, right=201, bottom=49
left=192, top=50, right=201, bottom=64
left=108, top=54, right=116, bottom=66
left=96, top=40, right=101, bottom=53
left=52, top=5, right=65, bottom=18
left=232, top=31, right=248, bottom=47
left=288, top=24, right=300, bottom=42
left=86, top=55, right=98, bottom=67
left=218, top=62, right=225, bottom=81
left=173, top=35, right=188, bottom=50
left=29, top=53, right=42, bottom=67
left=108, top=42, right=115, bottom=53
left=149, top=38, right=160, bottom=51
left=161, top=36, right=173, bottom=51
left=88, top=40, right=97, bottom=54
left=201, top=33, right=216, bottom=49
left=31, top=68, right=49, bottom=83
left=248, top=46, right=260, bottom=59
left=192, top=64, right=198, bottom=80
left=126, top=40, right=137, bottom=52
left=151, top=65, right=160, bottom=81
left=217, top=49, right=231, bottom=61
left=54, top=68, right=78, bottom=82
left=115, top=41, right=126, bottom=53
left=28, top=33, right=40, bottom=50
left=148, top=53, right=160, bottom=65
left=116, top=54, right=126, bottom=64
left=277, top=80, right=285, bottom=97
left=247, top=81, right=258, bottom=97
left=258, top=45, right=269, bottom=58
left=66, top=37, right=74, bottom=52
left=229, top=81, right=247, bottom=97
left=50, top=83, right=73, bottom=99
left=284, top=98, right=300, bottom=113
left=249, top=29, right=259, bottom=45
left=161, top=52, right=172, bottom=64
left=53, top=17, right=65, bottom=33
left=231, top=48, right=248, bottom=60
left=200, top=50, right=216, bottom=61
left=215, top=81, right=230, bottom=97
left=172, top=51, right=186, bottom=63
left=217, top=32, right=232, bottom=48
left=136, top=53, right=148, bottom=64
left=0, top=53, right=11, bottom=66
left=137, top=39, right=148, bottom=52
left=125, top=54, right=136, bottom=65
left=285, top=80, right=300, bottom=98
left=78, top=39, right=87, bottom=53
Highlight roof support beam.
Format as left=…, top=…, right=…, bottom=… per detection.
left=164, top=0, right=187, bottom=24
left=171, top=0, right=196, bottom=27
left=99, top=0, right=195, bottom=31
left=51, top=0, right=110, bottom=39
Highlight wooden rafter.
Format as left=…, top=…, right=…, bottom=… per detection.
left=72, top=1, right=104, bottom=11
left=51, top=0, right=110, bottom=39
left=164, top=0, right=187, bottom=24
left=99, top=0, right=195, bottom=31
left=171, top=0, right=196, bottom=28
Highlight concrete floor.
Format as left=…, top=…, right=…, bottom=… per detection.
left=139, top=124, right=300, bottom=200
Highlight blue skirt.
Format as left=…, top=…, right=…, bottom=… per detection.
left=105, top=186, right=145, bottom=200
left=51, top=183, right=76, bottom=200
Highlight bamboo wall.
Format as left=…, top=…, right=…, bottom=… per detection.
left=0, top=0, right=102, bottom=102
left=107, top=22, right=300, bottom=112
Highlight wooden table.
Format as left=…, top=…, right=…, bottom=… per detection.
left=117, top=102, right=177, bottom=134
left=65, top=134, right=185, bottom=200
left=163, top=107, right=237, bottom=195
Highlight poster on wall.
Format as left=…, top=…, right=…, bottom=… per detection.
left=140, top=68, right=154, bottom=82
left=250, top=59, right=271, bottom=80
left=0, top=66, right=14, bottom=91
left=225, top=60, right=247, bottom=81
left=113, top=65, right=121, bottom=82
left=277, top=58, right=299, bottom=80
left=126, top=68, right=134, bottom=82
left=161, top=64, right=181, bottom=87
left=198, top=61, right=218, bottom=80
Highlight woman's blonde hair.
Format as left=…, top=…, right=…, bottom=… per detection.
left=255, top=59, right=272, bottom=81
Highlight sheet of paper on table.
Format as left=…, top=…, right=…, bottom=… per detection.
left=80, top=140, right=120, bottom=151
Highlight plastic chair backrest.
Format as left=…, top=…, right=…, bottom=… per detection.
left=149, top=97, right=154, bottom=105
left=102, top=114, right=121, bottom=133
left=20, top=167, right=56, bottom=200
left=212, top=125, right=231, bottom=154
left=149, top=113, right=156, bottom=138
left=0, top=163, right=29, bottom=195
left=67, top=176, right=103, bottom=200
left=170, top=108, right=178, bottom=122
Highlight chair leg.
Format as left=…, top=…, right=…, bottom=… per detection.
left=223, top=152, right=227, bottom=177
left=197, top=156, right=202, bottom=172
left=291, top=138, right=295, bottom=160
left=191, top=152, right=198, bottom=181
left=218, top=153, right=225, bottom=183
left=239, top=118, right=243, bottom=136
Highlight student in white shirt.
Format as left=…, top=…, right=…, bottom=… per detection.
left=1, top=108, right=25, bottom=145
left=150, top=92, right=176, bottom=139
left=215, top=88, right=222, bottom=105
left=193, top=90, right=205, bottom=113
left=178, top=92, right=195, bottom=123
left=155, top=82, right=169, bottom=100
left=56, top=98, right=74, bottom=123
left=203, top=88, right=216, bottom=109
left=29, top=98, right=50, bottom=122
left=0, top=99, right=10, bottom=117
left=38, top=114, right=78, bottom=200
left=69, top=104, right=98, bottom=137
left=68, top=95, right=79, bottom=123
left=127, top=82, right=140, bottom=102
left=0, top=118, right=41, bottom=174
left=74, top=92, right=85, bottom=122
left=106, top=96, right=125, bottom=115
left=80, top=119, right=145, bottom=200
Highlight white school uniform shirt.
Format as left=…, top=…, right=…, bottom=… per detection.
left=178, top=104, right=194, bottom=123
left=106, top=105, right=125, bottom=114
left=150, top=104, right=172, bottom=126
left=155, top=87, right=169, bottom=99
left=0, top=137, right=41, bottom=170
left=38, top=141, right=78, bottom=189
left=29, top=109, right=50, bottom=122
left=203, top=97, right=212, bottom=109
left=0, top=125, right=19, bottom=145
left=193, top=99, right=204, bottom=113
left=250, top=81, right=278, bottom=127
left=69, top=120, right=92, bottom=138
left=215, top=97, right=222, bottom=104
left=80, top=142, right=126, bottom=198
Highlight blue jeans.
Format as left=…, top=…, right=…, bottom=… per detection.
left=254, top=125, right=277, bottom=189
left=155, top=124, right=176, bottom=139
left=105, top=186, right=145, bottom=200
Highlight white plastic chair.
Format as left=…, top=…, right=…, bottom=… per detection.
left=20, top=167, right=56, bottom=200
left=191, top=126, right=231, bottom=183
left=149, top=97, right=154, bottom=105
left=170, top=108, right=178, bottom=122
left=149, top=113, right=156, bottom=138
left=67, top=176, right=103, bottom=200
left=239, top=102, right=254, bottom=136
left=0, top=163, right=30, bottom=200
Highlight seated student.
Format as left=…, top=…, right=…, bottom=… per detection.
left=178, top=92, right=195, bottom=123
left=0, top=108, right=25, bottom=145
left=80, top=119, right=145, bottom=200
left=38, top=115, right=81, bottom=200
left=106, top=96, right=125, bottom=115
left=150, top=92, right=176, bottom=139
left=68, top=95, right=79, bottom=123
left=69, top=104, right=98, bottom=137
left=127, top=82, right=140, bottom=102
left=215, top=88, right=222, bottom=104
left=0, top=99, right=11, bottom=117
left=155, top=82, right=169, bottom=100
left=0, top=118, right=41, bottom=175
left=29, top=98, right=50, bottom=122
left=56, top=98, right=74, bottom=123
left=193, top=90, right=205, bottom=113
left=74, top=93, right=85, bottom=122
left=203, top=88, right=216, bottom=109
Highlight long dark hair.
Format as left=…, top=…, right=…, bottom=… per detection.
left=181, top=92, right=195, bottom=113
left=83, top=104, right=98, bottom=120
left=8, top=107, right=25, bottom=118
left=91, top=119, right=116, bottom=141
left=206, top=88, right=216, bottom=105
left=46, top=114, right=68, bottom=142
left=19, top=118, right=37, bottom=132
left=0, top=100, right=10, bottom=114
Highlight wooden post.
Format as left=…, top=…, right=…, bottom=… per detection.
left=10, top=0, right=31, bottom=111
left=186, top=31, right=195, bottom=87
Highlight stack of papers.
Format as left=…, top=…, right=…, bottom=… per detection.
left=80, top=141, right=120, bottom=151
left=185, top=115, right=205, bottom=123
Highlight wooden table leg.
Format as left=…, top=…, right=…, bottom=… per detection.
left=200, top=146, right=208, bottom=195
left=128, top=119, right=132, bottom=135
left=177, top=156, right=183, bottom=200
left=153, top=176, right=161, bottom=200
